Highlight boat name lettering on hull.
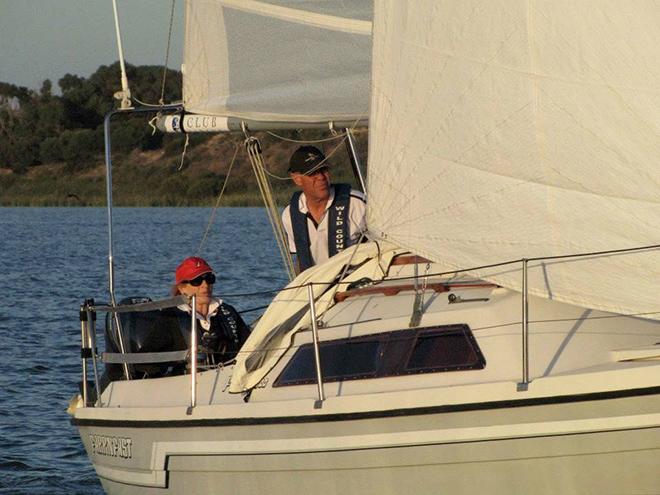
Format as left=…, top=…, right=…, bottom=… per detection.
left=89, top=434, right=133, bottom=459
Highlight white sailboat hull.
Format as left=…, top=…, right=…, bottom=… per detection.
left=76, top=388, right=660, bottom=495
left=74, top=274, right=660, bottom=494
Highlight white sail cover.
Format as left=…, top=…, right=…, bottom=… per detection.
left=183, top=0, right=372, bottom=122
left=368, top=1, right=660, bottom=317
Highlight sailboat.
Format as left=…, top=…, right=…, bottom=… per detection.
left=70, top=1, right=660, bottom=494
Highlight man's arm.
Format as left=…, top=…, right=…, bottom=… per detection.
left=281, top=205, right=301, bottom=274
left=349, top=190, right=368, bottom=243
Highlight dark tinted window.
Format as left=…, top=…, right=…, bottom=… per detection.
left=274, top=324, right=484, bottom=387
left=276, top=339, right=381, bottom=386
left=406, top=328, right=480, bottom=371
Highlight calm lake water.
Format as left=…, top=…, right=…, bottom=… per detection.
left=0, top=207, right=288, bottom=494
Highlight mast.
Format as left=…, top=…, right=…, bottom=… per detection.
left=111, top=0, right=132, bottom=109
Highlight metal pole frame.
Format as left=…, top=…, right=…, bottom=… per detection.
left=307, top=283, right=325, bottom=408
left=518, top=258, right=530, bottom=391
left=103, top=105, right=182, bottom=380
left=111, top=0, right=132, bottom=109
left=188, top=295, right=198, bottom=414
left=79, top=304, right=90, bottom=406
left=86, top=305, right=103, bottom=407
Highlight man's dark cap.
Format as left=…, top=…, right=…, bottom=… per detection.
left=288, top=146, right=327, bottom=174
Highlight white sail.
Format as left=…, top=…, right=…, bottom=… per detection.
left=367, top=0, right=660, bottom=316
left=183, top=0, right=373, bottom=123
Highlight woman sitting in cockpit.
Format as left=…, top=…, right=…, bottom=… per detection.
left=172, top=256, right=251, bottom=364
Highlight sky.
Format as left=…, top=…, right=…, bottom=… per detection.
left=0, top=0, right=184, bottom=92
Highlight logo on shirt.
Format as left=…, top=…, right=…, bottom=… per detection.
left=335, top=205, right=345, bottom=250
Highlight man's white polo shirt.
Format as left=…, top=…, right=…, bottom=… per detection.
left=281, top=186, right=366, bottom=266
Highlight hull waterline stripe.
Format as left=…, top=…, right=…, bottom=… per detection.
left=72, top=385, right=660, bottom=427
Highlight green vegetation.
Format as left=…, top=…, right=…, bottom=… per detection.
left=0, top=64, right=367, bottom=207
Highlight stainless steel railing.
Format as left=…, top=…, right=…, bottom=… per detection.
left=307, top=284, right=325, bottom=408
left=78, top=295, right=203, bottom=410
left=79, top=244, right=659, bottom=410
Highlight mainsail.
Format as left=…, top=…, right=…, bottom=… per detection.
left=183, top=0, right=373, bottom=123
left=367, top=1, right=660, bottom=316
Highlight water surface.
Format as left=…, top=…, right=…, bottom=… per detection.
left=0, top=207, right=287, bottom=494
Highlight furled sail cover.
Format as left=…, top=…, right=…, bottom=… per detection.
left=368, top=1, right=660, bottom=317
left=183, top=0, right=372, bottom=122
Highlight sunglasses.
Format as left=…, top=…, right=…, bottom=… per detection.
left=185, top=273, right=216, bottom=286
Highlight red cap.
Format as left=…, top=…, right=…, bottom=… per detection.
left=175, top=257, right=213, bottom=284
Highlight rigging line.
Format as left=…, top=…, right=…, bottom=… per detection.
left=255, top=146, right=297, bottom=279
left=324, top=231, right=368, bottom=306
left=266, top=130, right=348, bottom=143
left=196, top=143, right=241, bottom=256
left=255, top=151, right=348, bottom=181
left=159, top=0, right=177, bottom=105
left=260, top=168, right=292, bottom=181
left=317, top=245, right=660, bottom=287
left=261, top=118, right=366, bottom=180
left=131, top=96, right=171, bottom=108
left=244, top=136, right=296, bottom=280
left=303, top=135, right=349, bottom=176
left=301, top=115, right=368, bottom=176
left=176, top=134, right=190, bottom=171
left=219, top=244, right=660, bottom=298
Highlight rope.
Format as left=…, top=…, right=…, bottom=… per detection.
left=303, top=135, right=349, bottom=176
left=176, top=134, right=190, bottom=171
left=266, top=130, right=348, bottom=143
left=132, top=96, right=174, bottom=108
left=196, top=142, right=241, bottom=255
left=322, top=231, right=368, bottom=305
left=263, top=117, right=367, bottom=179
left=159, top=0, right=177, bottom=105
left=257, top=134, right=351, bottom=181
left=260, top=167, right=293, bottom=181
left=244, top=134, right=297, bottom=281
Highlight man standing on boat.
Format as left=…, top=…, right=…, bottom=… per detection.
left=282, top=145, right=367, bottom=273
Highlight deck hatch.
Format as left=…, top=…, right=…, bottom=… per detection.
left=274, top=324, right=485, bottom=387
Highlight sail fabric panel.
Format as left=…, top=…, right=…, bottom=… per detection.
left=183, top=0, right=372, bottom=122
left=368, top=0, right=660, bottom=316
left=229, top=241, right=404, bottom=393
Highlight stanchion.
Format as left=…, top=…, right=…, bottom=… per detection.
left=307, top=284, right=325, bottom=408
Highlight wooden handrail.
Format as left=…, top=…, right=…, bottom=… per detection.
left=390, top=254, right=432, bottom=266
left=335, top=282, right=497, bottom=303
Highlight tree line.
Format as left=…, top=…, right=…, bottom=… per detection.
left=0, top=63, right=186, bottom=173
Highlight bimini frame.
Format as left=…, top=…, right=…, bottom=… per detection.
left=100, top=106, right=368, bottom=379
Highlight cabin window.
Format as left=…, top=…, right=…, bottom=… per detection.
left=274, top=324, right=484, bottom=387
